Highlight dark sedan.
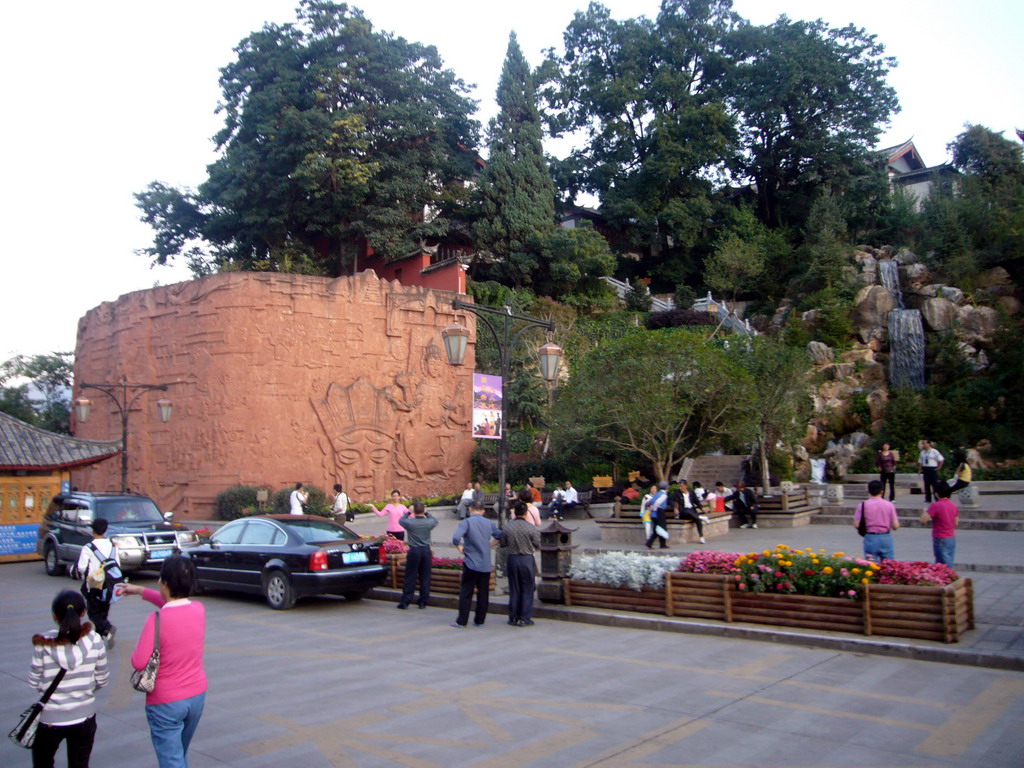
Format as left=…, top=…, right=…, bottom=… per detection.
left=187, top=515, right=386, bottom=609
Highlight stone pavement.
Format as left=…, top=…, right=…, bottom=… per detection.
left=2, top=560, right=1024, bottom=768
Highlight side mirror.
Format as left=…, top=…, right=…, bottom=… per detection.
left=78, top=512, right=93, bottom=524
left=163, top=511, right=174, bottom=521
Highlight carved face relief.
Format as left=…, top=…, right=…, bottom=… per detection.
left=336, top=428, right=395, bottom=499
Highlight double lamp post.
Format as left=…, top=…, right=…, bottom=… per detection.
left=440, top=299, right=563, bottom=526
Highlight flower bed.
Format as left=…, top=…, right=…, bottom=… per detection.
left=561, top=549, right=974, bottom=643
left=388, top=554, right=495, bottom=594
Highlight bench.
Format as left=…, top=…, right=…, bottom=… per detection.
left=749, top=487, right=821, bottom=528
left=540, top=490, right=593, bottom=519
left=595, top=510, right=732, bottom=544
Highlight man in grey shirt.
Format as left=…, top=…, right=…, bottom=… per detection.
left=450, top=500, right=502, bottom=627
left=503, top=501, right=541, bottom=626
left=397, top=501, right=438, bottom=609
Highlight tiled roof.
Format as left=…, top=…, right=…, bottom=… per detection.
left=0, top=411, right=120, bottom=470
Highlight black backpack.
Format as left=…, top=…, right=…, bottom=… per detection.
left=83, top=542, right=123, bottom=599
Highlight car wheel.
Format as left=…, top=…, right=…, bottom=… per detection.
left=44, top=544, right=65, bottom=577
left=342, top=591, right=365, bottom=602
left=264, top=571, right=295, bottom=610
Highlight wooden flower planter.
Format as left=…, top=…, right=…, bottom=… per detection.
left=563, top=580, right=666, bottom=615
left=389, top=555, right=495, bottom=594
left=563, top=572, right=974, bottom=643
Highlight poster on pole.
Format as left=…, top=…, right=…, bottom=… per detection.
left=472, top=373, right=502, bottom=439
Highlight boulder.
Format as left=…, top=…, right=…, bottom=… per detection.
left=861, top=361, right=887, bottom=385
left=821, top=363, right=855, bottom=381
left=807, top=341, right=835, bottom=365
left=852, top=285, right=896, bottom=340
left=866, top=388, right=888, bottom=421
left=957, top=305, right=1000, bottom=347
left=913, top=284, right=939, bottom=298
left=839, top=347, right=875, bottom=364
left=895, top=247, right=920, bottom=264
left=801, top=309, right=822, bottom=330
left=898, top=262, right=930, bottom=287
left=997, top=295, right=1021, bottom=315
left=920, top=297, right=959, bottom=331
left=771, top=302, right=792, bottom=327
left=938, top=286, right=965, bottom=304
left=977, top=266, right=1012, bottom=289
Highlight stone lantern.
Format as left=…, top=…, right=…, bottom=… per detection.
left=537, top=520, right=577, bottom=603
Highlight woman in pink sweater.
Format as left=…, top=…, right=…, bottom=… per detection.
left=124, top=555, right=206, bottom=768
left=369, top=489, right=410, bottom=540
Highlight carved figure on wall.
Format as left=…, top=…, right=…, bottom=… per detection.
left=312, top=378, right=400, bottom=500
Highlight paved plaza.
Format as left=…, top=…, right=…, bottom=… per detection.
left=3, top=549, right=1024, bottom=768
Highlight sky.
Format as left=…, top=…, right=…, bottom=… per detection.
left=1, top=0, right=1021, bottom=360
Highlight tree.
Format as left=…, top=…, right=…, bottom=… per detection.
left=552, top=327, right=753, bottom=481
left=730, top=339, right=813, bottom=495
left=624, top=281, right=653, bottom=311
left=725, top=17, right=899, bottom=230
left=473, top=33, right=557, bottom=288
left=704, top=233, right=764, bottom=305
left=0, top=352, right=74, bottom=433
left=136, top=1, right=479, bottom=276
left=537, top=221, right=616, bottom=310
left=537, top=0, right=737, bottom=278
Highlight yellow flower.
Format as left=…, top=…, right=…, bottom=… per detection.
left=763, top=550, right=771, bottom=557
left=777, top=545, right=790, bottom=551
left=812, top=559, right=820, bottom=565
left=833, top=552, right=845, bottom=557
left=819, top=549, right=827, bottom=554
left=822, top=566, right=834, bottom=575
left=870, top=563, right=881, bottom=571
left=852, top=568, right=861, bottom=575
left=861, top=578, right=870, bottom=584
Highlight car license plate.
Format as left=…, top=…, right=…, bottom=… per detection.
left=150, top=549, right=172, bottom=560
left=342, top=551, right=368, bottom=565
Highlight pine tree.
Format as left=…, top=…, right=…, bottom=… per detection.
left=473, top=32, right=556, bottom=287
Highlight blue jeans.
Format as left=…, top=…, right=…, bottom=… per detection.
left=933, top=537, right=956, bottom=566
left=863, top=532, right=894, bottom=562
left=146, top=692, right=206, bottom=768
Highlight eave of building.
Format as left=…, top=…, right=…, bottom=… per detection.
left=0, top=411, right=121, bottom=471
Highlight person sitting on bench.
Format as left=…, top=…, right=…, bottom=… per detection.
left=547, top=481, right=578, bottom=520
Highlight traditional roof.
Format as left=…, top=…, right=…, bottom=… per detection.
left=0, top=411, right=120, bottom=471
left=879, top=139, right=926, bottom=172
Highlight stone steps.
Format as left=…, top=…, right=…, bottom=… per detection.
left=687, top=455, right=747, bottom=487
left=810, top=512, right=1024, bottom=532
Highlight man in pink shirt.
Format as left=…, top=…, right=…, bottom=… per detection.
left=920, top=481, right=959, bottom=566
left=853, top=479, right=900, bottom=561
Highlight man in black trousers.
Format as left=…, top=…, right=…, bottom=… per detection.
left=503, top=501, right=541, bottom=626
left=396, top=502, right=438, bottom=609
left=450, top=500, right=502, bottom=627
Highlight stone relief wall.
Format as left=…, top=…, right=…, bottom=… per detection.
left=71, top=272, right=475, bottom=518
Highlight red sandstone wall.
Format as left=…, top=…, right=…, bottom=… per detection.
left=71, top=271, right=476, bottom=519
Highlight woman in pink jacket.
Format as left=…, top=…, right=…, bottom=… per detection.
left=124, top=555, right=206, bottom=768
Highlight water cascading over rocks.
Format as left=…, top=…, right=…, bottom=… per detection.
left=879, top=259, right=925, bottom=389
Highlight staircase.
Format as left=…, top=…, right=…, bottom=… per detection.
left=811, top=505, right=1024, bottom=532
left=685, top=455, right=748, bottom=487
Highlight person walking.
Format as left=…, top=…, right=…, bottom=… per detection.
left=75, top=517, right=122, bottom=647
left=289, top=483, right=308, bottom=515
left=645, top=482, right=670, bottom=549
left=853, top=479, right=900, bottom=562
left=503, top=501, right=542, bottom=626
left=672, top=480, right=709, bottom=544
left=876, top=442, right=898, bottom=501
left=331, top=483, right=351, bottom=523
left=124, top=555, right=207, bottom=768
left=450, top=500, right=502, bottom=627
left=396, top=502, right=438, bottom=609
left=920, top=481, right=959, bottom=566
left=370, top=490, right=410, bottom=540
left=918, top=440, right=944, bottom=503
left=28, top=588, right=109, bottom=768
left=727, top=481, right=759, bottom=529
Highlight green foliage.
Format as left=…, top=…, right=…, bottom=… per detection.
left=214, top=486, right=271, bottom=521
left=136, top=0, right=479, bottom=277
left=625, top=281, right=654, bottom=311
left=810, top=287, right=855, bottom=349
left=795, top=193, right=856, bottom=304
left=537, top=222, right=617, bottom=310
left=473, top=33, right=557, bottom=288
left=877, top=391, right=925, bottom=457
left=553, top=327, right=755, bottom=482
left=0, top=352, right=73, bottom=434
left=673, top=284, right=697, bottom=309
left=705, top=233, right=765, bottom=302
left=272, top=485, right=330, bottom=516
left=725, top=17, right=899, bottom=231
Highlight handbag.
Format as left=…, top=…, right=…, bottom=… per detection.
left=9, top=667, right=66, bottom=748
left=130, top=612, right=160, bottom=693
left=856, top=502, right=867, bottom=537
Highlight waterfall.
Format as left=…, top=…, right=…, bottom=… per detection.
left=879, top=259, right=926, bottom=389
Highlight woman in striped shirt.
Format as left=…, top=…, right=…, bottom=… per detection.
left=28, top=588, right=109, bottom=768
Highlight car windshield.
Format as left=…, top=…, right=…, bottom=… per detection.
left=96, top=498, right=164, bottom=523
left=283, top=519, right=359, bottom=544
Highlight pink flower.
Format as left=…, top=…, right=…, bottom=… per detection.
left=738, top=583, right=748, bottom=591
left=840, top=569, right=850, bottom=577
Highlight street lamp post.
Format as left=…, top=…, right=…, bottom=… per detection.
left=73, top=375, right=173, bottom=493
left=441, top=299, right=563, bottom=526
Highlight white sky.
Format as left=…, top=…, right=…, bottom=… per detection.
left=1, top=0, right=1021, bottom=359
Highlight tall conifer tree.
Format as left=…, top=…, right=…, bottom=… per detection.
left=474, top=32, right=556, bottom=287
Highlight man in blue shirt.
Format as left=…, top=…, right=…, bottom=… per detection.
left=451, top=500, right=503, bottom=627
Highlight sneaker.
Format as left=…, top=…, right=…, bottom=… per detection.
left=396, top=603, right=408, bottom=610
left=104, top=626, right=116, bottom=649
left=741, top=524, right=751, bottom=529
left=751, top=524, right=758, bottom=529
left=450, top=622, right=465, bottom=629
left=699, top=515, right=710, bottom=523
left=417, top=603, right=427, bottom=609
left=518, top=619, right=535, bottom=626
left=474, top=621, right=485, bottom=627
left=508, top=618, right=518, bottom=625
left=698, top=537, right=706, bottom=544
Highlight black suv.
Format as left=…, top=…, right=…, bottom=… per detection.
left=36, top=492, right=199, bottom=576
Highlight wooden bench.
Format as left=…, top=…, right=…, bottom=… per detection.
left=540, top=490, right=593, bottom=518
left=595, top=511, right=732, bottom=544
left=747, top=487, right=821, bottom=528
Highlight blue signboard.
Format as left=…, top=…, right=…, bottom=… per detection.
left=0, top=524, right=39, bottom=556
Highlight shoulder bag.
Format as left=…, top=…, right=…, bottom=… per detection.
left=130, top=612, right=161, bottom=693
left=9, top=667, right=66, bottom=748
left=856, top=501, right=867, bottom=537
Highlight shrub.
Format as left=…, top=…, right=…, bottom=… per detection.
left=874, top=560, right=959, bottom=586
left=569, top=552, right=683, bottom=591
left=272, top=485, right=330, bottom=516
left=678, top=551, right=743, bottom=575
left=733, top=545, right=882, bottom=599
left=214, top=485, right=270, bottom=521
left=646, top=308, right=717, bottom=329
